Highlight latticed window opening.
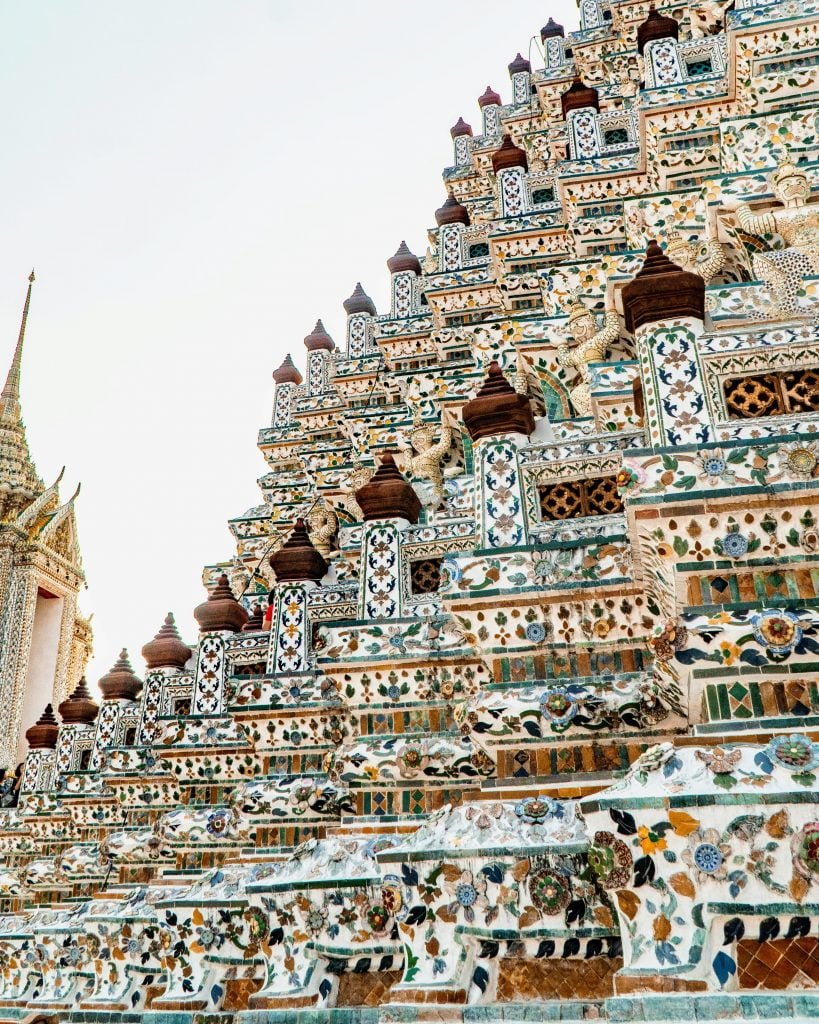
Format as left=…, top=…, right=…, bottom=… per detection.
left=603, top=127, right=629, bottom=146
left=531, top=187, right=555, bottom=205
left=445, top=311, right=488, bottom=327
left=724, top=369, right=819, bottom=420
left=686, top=56, right=714, bottom=76
left=410, top=557, right=443, bottom=594
left=539, top=475, right=624, bottom=521
left=468, top=242, right=490, bottom=259
left=174, top=697, right=192, bottom=716
left=235, top=661, right=267, bottom=677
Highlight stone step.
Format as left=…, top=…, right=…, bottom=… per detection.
left=606, top=992, right=819, bottom=1021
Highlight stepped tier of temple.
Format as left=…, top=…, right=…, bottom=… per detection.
left=0, top=0, right=818, bottom=1021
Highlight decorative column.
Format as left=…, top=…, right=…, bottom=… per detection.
left=541, top=18, right=568, bottom=71
left=271, top=354, right=303, bottom=428
left=55, top=678, right=98, bottom=775
left=266, top=518, right=328, bottom=675
left=90, top=652, right=142, bottom=770
left=579, top=0, right=605, bottom=30
left=639, top=7, right=682, bottom=88
left=0, top=567, right=37, bottom=769
left=622, top=239, right=707, bottom=447
left=303, top=320, right=335, bottom=396
left=478, top=85, right=502, bottom=137
left=435, top=192, right=471, bottom=272
left=387, top=242, right=422, bottom=319
left=492, top=135, right=529, bottom=217
left=342, top=283, right=377, bottom=358
left=20, top=704, right=59, bottom=793
left=52, top=590, right=80, bottom=708
left=562, top=78, right=601, bottom=160
left=462, top=361, right=535, bottom=550
left=450, top=116, right=473, bottom=169
left=355, top=453, right=421, bottom=620
left=192, top=575, right=248, bottom=716
left=139, top=613, right=192, bottom=744
left=621, top=241, right=708, bottom=721
left=508, top=53, right=532, bottom=106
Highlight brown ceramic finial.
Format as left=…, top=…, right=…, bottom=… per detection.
left=435, top=193, right=471, bottom=228
left=541, top=17, right=565, bottom=39
left=98, top=650, right=143, bottom=701
left=272, top=353, right=303, bottom=385
left=26, top=704, right=59, bottom=749
left=450, top=117, right=473, bottom=138
left=270, top=518, right=329, bottom=583
left=561, top=77, right=600, bottom=118
left=478, top=85, right=502, bottom=108
left=142, top=613, right=192, bottom=670
left=492, top=134, right=529, bottom=173
left=343, top=283, right=376, bottom=316
left=637, top=6, right=679, bottom=53
left=58, top=677, right=99, bottom=726
left=622, top=240, right=705, bottom=333
left=193, top=574, right=249, bottom=634
left=304, top=320, right=335, bottom=352
left=387, top=241, right=422, bottom=276
left=242, top=604, right=265, bottom=632
left=462, top=361, right=535, bottom=442
left=355, top=453, right=422, bottom=523
left=508, top=53, right=531, bottom=75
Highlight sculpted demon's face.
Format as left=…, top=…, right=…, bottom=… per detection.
left=411, top=425, right=435, bottom=454
left=774, top=170, right=809, bottom=206
left=667, top=237, right=693, bottom=265
left=571, top=312, right=596, bottom=342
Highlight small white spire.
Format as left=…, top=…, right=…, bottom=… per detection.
left=0, top=270, right=35, bottom=424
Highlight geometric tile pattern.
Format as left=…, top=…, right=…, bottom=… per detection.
left=738, top=938, right=819, bottom=990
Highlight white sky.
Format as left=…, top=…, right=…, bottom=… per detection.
left=0, top=0, right=576, bottom=690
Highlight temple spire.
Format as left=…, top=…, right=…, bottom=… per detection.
left=0, top=271, right=42, bottom=512
left=0, top=270, right=35, bottom=425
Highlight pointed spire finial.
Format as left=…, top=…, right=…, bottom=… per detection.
left=1, top=272, right=35, bottom=424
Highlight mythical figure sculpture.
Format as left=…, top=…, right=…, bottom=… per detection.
left=228, top=561, right=250, bottom=600
left=690, top=0, right=730, bottom=37
left=343, top=455, right=373, bottom=520
left=557, top=292, right=620, bottom=416
left=531, top=128, right=567, bottom=171
left=399, top=411, right=452, bottom=510
left=722, top=156, right=819, bottom=316
left=607, top=55, right=640, bottom=107
left=667, top=229, right=725, bottom=284
left=513, top=348, right=529, bottom=396
left=306, top=499, right=338, bottom=558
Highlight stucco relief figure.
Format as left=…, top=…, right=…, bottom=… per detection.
left=343, top=455, right=373, bottom=520
left=306, top=499, right=338, bottom=559
left=229, top=559, right=251, bottom=595
left=723, top=157, right=819, bottom=316
left=690, top=0, right=730, bottom=37
left=667, top=228, right=725, bottom=283
left=530, top=128, right=567, bottom=171
left=398, top=411, right=452, bottom=510
left=625, top=201, right=648, bottom=249
left=557, top=292, right=620, bottom=416
left=607, top=55, right=640, bottom=107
